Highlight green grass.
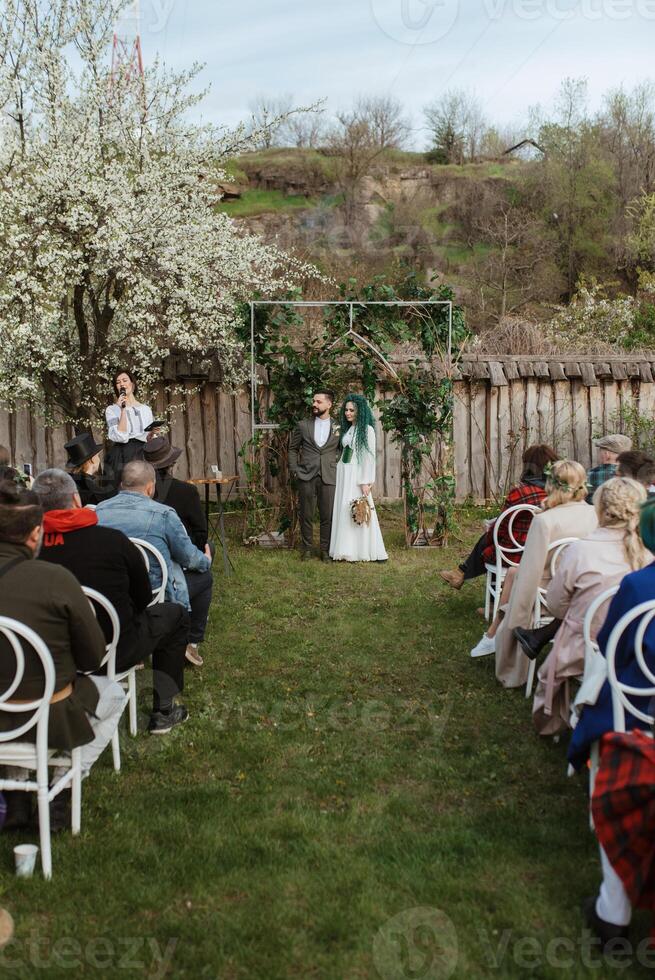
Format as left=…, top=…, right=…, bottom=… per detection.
left=216, top=189, right=317, bottom=218
left=0, top=505, right=651, bottom=978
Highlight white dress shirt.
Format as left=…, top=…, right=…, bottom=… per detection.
left=105, top=403, right=154, bottom=444
left=314, top=417, right=331, bottom=448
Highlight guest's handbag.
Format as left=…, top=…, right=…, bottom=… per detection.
left=350, top=496, right=372, bottom=526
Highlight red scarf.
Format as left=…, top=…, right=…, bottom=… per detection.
left=43, top=508, right=98, bottom=548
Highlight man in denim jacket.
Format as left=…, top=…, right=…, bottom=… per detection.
left=97, top=460, right=213, bottom=667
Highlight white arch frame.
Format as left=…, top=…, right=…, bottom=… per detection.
left=249, top=300, right=454, bottom=438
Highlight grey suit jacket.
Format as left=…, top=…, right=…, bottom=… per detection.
left=288, top=418, right=340, bottom=485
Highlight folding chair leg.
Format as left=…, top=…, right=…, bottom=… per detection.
left=128, top=671, right=138, bottom=736
left=111, top=730, right=122, bottom=772
left=525, top=659, right=536, bottom=699
left=37, top=784, right=52, bottom=880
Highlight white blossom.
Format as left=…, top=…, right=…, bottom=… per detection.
left=0, top=0, right=316, bottom=425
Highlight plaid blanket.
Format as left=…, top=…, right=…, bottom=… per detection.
left=482, top=481, right=546, bottom=565
left=592, top=730, right=655, bottom=909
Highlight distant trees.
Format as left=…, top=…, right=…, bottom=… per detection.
left=423, top=88, right=486, bottom=164
left=327, top=96, right=410, bottom=218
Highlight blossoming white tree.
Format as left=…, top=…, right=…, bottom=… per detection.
left=0, top=0, right=312, bottom=425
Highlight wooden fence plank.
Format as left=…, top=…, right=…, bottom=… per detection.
left=217, top=392, right=236, bottom=478
left=185, top=384, right=205, bottom=480
left=453, top=383, right=470, bottom=500
left=537, top=383, right=555, bottom=449
left=234, top=393, right=251, bottom=484
left=496, top=384, right=512, bottom=499
left=571, top=381, right=591, bottom=469
left=469, top=382, right=487, bottom=502
left=553, top=380, right=574, bottom=460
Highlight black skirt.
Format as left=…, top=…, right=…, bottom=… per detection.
left=105, top=439, right=146, bottom=487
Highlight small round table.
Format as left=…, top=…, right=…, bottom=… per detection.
left=187, top=476, right=238, bottom=576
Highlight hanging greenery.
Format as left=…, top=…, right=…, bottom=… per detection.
left=238, top=271, right=467, bottom=546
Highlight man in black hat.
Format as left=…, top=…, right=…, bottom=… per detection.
left=144, top=437, right=213, bottom=667
left=64, top=432, right=116, bottom=507
left=144, top=437, right=208, bottom=550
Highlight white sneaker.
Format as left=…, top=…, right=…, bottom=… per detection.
left=470, top=633, right=496, bottom=658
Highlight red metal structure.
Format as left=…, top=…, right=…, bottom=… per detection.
left=110, top=1, right=145, bottom=101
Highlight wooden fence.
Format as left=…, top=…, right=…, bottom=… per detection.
left=2, top=354, right=653, bottom=501
left=453, top=355, right=655, bottom=501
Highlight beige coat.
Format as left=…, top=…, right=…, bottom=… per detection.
left=495, top=500, right=598, bottom=688
left=532, top=528, right=645, bottom=735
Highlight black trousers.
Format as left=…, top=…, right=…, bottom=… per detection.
left=184, top=568, right=214, bottom=644
left=117, top=602, right=188, bottom=712
left=459, top=532, right=488, bottom=581
left=297, top=475, right=336, bottom=553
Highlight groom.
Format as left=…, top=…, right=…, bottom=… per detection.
left=289, top=389, right=340, bottom=562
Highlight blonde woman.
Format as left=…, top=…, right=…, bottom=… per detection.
left=489, top=460, right=598, bottom=686
left=531, top=478, right=650, bottom=735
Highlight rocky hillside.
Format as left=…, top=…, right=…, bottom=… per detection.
left=218, top=148, right=549, bottom=329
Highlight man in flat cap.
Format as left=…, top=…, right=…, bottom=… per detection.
left=586, top=434, right=633, bottom=503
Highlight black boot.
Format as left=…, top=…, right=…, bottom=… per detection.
left=514, top=619, right=562, bottom=660
left=3, top=791, right=32, bottom=832
left=582, top=896, right=629, bottom=948
left=50, top=789, right=71, bottom=833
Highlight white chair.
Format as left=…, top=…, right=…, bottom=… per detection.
left=525, top=537, right=580, bottom=698
left=129, top=537, right=168, bottom=606
left=484, top=504, right=541, bottom=621
left=81, top=587, right=125, bottom=772
left=588, top=598, right=655, bottom=827
left=0, top=617, right=82, bottom=879
left=122, top=539, right=168, bottom=735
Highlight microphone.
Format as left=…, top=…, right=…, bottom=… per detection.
left=119, top=386, right=127, bottom=408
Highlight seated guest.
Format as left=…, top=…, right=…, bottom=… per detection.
left=531, top=478, right=649, bottom=735
left=0, top=480, right=125, bottom=830
left=64, top=432, right=116, bottom=507
left=488, top=461, right=598, bottom=682
left=440, top=444, right=557, bottom=592
left=616, top=449, right=655, bottom=488
left=96, top=461, right=213, bottom=668
left=144, top=437, right=208, bottom=550
left=33, top=470, right=189, bottom=735
left=568, top=498, right=655, bottom=771
left=586, top=729, right=655, bottom=950
left=586, top=435, right=632, bottom=503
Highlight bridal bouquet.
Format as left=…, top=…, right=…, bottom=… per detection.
left=350, top=496, right=372, bottom=526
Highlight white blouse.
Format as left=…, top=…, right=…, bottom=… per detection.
left=105, top=403, right=154, bottom=444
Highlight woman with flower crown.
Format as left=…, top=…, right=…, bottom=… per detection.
left=329, top=393, right=388, bottom=562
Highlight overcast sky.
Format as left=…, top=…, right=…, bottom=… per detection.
left=137, top=0, right=655, bottom=144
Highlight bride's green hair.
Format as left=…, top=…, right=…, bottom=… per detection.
left=339, top=393, right=376, bottom=458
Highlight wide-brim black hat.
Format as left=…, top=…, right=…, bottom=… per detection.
left=64, top=433, right=104, bottom=470
left=143, top=436, right=182, bottom=470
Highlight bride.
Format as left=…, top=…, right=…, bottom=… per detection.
left=329, top=393, right=388, bottom=562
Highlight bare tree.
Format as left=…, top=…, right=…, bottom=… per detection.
left=424, top=88, right=486, bottom=163
left=246, top=93, right=294, bottom=149
left=284, top=111, right=326, bottom=149
left=328, top=95, right=410, bottom=218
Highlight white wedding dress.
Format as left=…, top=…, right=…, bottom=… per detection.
left=329, top=425, right=388, bottom=562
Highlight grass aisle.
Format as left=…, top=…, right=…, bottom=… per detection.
left=0, top=507, right=651, bottom=978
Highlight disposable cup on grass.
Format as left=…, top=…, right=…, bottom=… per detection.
left=14, top=844, right=38, bottom=878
